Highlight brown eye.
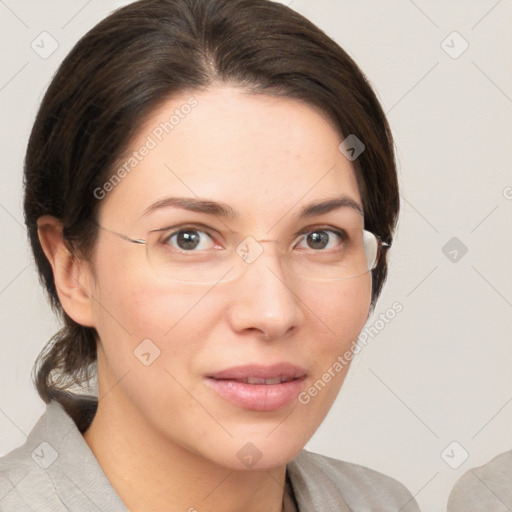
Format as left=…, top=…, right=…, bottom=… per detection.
left=296, top=229, right=345, bottom=251
left=163, top=229, right=215, bottom=251
left=306, top=231, right=329, bottom=249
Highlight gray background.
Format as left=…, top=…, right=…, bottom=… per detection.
left=1, top=1, right=511, bottom=511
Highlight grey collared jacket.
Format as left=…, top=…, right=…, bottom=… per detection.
left=0, top=398, right=420, bottom=511
left=447, top=450, right=512, bottom=511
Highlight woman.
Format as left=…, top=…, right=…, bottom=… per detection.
left=0, top=0, right=420, bottom=510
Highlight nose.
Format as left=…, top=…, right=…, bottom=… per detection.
left=226, top=241, right=304, bottom=341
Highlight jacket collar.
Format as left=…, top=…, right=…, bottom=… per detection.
left=26, top=398, right=351, bottom=512
left=27, top=399, right=129, bottom=511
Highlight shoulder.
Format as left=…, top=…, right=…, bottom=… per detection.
left=287, top=449, right=420, bottom=511
left=0, top=398, right=95, bottom=512
left=0, top=443, right=32, bottom=511
left=0, top=442, right=65, bottom=511
left=447, top=450, right=512, bottom=511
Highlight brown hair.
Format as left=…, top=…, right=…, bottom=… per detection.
left=24, top=0, right=399, bottom=413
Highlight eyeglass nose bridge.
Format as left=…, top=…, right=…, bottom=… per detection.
left=234, top=236, right=283, bottom=266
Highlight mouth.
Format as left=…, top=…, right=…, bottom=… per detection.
left=205, top=363, right=308, bottom=412
left=215, top=376, right=298, bottom=385
left=207, top=363, right=307, bottom=381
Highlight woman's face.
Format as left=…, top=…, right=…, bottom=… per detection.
left=86, top=85, right=372, bottom=470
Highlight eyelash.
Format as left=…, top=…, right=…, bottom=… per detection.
left=156, top=223, right=349, bottom=251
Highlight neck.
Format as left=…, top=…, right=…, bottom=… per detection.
left=82, top=383, right=286, bottom=512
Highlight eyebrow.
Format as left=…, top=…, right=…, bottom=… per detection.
left=141, top=195, right=364, bottom=219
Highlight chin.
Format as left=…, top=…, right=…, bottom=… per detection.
left=209, top=438, right=306, bottom=472
left=201, top=420, right=315, bottom=472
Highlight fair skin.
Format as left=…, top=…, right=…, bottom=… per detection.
left=38, top=85, right=372, bottom=512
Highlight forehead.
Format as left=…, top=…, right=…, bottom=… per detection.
left=99, top=85, right=362, bottom=227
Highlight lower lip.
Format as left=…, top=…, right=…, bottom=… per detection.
left=205, top=377, right=306, bottom=411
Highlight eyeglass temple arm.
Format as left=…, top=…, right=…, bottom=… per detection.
left=96, top=223, right=146, bottom=245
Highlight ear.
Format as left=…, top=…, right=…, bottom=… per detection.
left=37, top=215, right=96, bottom=327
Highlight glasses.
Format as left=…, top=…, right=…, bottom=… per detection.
left=97, top=222, right=390, bottom=284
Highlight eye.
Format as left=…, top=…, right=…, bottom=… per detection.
left=295, top=229, right=346, bottom=251
left=162, top=228, right=217, bottom=251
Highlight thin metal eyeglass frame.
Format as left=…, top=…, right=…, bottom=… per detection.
left=95, top=223, right=391, bottom=274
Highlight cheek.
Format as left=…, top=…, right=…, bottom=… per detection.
left=90, top=271, right=223, bottom=411
left=90, top=238, right=205, bottom=337
left=304, top=276, right=372, bottom=393
left=311, top=274, right=372, bottom=348
left=90, top=252, right=228, bottom=384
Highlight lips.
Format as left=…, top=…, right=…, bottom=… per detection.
left=205, top=363, right=307, bottom=411
left=207, top=363, right=307, bottom=381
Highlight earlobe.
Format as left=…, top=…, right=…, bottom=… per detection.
left=37, top=215, right=96, bottom=327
